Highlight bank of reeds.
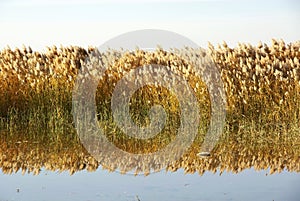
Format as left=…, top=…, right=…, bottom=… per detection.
left=0, top=40, right=299, bottom=175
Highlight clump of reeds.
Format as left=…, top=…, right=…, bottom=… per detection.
left=0, top=39, right=299, bottom=175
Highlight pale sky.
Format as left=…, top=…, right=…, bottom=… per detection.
left=0, top=0, right=299, bottom=50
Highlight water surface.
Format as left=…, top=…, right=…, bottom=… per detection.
left=1, top=168, right=299, bottom=201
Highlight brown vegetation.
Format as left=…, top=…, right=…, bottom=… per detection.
left=0, top=39, right=299, bottom=175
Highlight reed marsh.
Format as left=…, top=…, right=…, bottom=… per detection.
left=0, top=40, right=299, bottom=175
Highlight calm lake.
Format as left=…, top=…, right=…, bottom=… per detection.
left=1, top=168, right=299, bottom=201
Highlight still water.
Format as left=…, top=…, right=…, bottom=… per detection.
left=1, top=168, right=299, bottom=201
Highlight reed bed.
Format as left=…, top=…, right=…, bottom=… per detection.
left=0, top=40, right=299, bottom=175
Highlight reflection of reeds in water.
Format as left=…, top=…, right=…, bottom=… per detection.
left=0, top=40, right=300, bottom=175
left=1, top=127, right=299, bottom=175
